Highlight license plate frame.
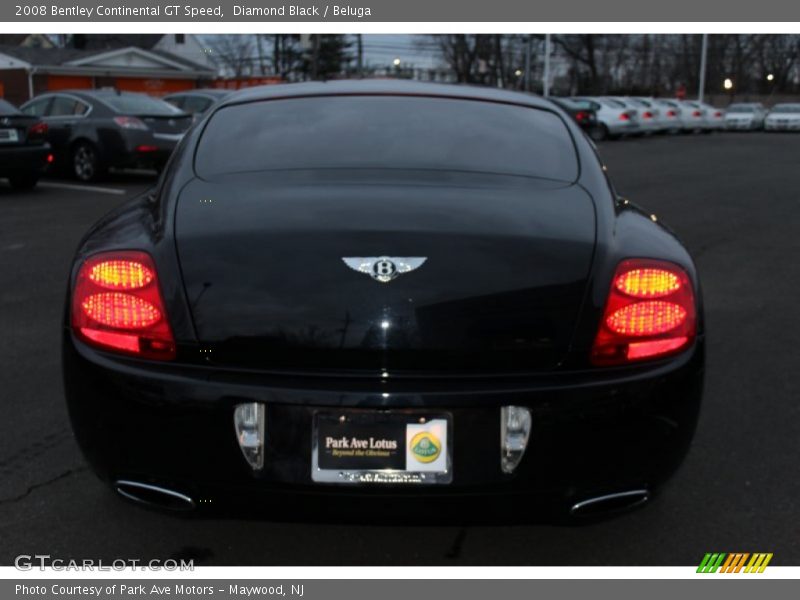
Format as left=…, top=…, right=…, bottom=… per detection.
left=311, top=410, right=452, bottom=485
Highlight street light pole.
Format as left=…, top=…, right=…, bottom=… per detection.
left=524, top=35, right=532, bottom=92
left=698, top=33, right=708, bottom=103
left=543, top=33, right=551, bottom=97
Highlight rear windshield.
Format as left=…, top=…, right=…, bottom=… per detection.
left=0, top=99, right=19, bottom=115
left=195, top=96, right=578, bottom=181
left=101, top=94, right=183, bottom=115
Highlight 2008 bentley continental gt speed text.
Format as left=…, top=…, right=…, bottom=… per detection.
left=63, top=81, right=704, bottom=519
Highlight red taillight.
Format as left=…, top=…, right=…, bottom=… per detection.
left=28, top=121, right=48, bottom=138
left=136, top=145, right=159, bottom=153
left=642, top=111, right=653, bottom=119
left=666, top=110, right=677, bottom=117
left=591, top=259, right=696, bottom=365
left=619, top=113, right=630, bottom=121
left=692, top=110, right=702, bottom=117
left=575, top=111, right=588, bottom=122
left=714, top=111, right=723, bottom=118
left=614, top=268, right=681, bottom=298
left=71, top=251, right=175, bottom=360
left=113, top=116, right=148, bottom=130
left=47, top=153, right=54, bottom=163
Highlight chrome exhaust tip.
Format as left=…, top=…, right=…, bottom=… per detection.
left=569, top=489, right=650, bottom=517
left=115, top=480, right=195, bottom=511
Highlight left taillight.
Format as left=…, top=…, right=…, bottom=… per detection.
left=71, top=251, right=176, bottom=360
left=591, top=258, right=696, bottom=366
left=28, top=121, right=48, bottom=141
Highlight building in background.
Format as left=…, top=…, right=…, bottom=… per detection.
left=0, top=44, right=216, bottom=105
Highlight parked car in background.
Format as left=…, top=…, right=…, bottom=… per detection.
left=0, top=98, right=51, bottom=190
left=724, top=103, right=767, bottom=131
left=549, top=97, right=601, bottom=140
left=764, top=103, right=800, bottom=132
left=623, top=98, right=668, bottom=134
left=682, top=101, right=724, bottom=132
left=163, top=89, right=231, bottom=121
left=572, top=97, right=640, bottom=139
left=628, top=98, right=675, bottom=133
left=652, top=99, right=685, bottom=134
left=21, top=90, right=192, bottom=182
left=675, top=100, right=709, bottom=133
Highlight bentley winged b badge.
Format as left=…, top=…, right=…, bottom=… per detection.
left=342, top=257, right=427, bottom=283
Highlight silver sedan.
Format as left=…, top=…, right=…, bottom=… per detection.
left=764, top=103, right=800, bottom=132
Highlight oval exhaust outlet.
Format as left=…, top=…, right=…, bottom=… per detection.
left=115, top=480, right=195, bottom=511
left=570, top=489, right=650, bottom=517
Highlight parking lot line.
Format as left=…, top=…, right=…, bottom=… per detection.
left=38, top=182, right=127, bottom=196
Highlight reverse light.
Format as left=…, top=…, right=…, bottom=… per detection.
left=234, top=403, right=265, bottom=470
left=591, top=259, right=696, bottom=365
left=113, top=116, right=148, bottom=130
left=71, top=251, right=175, bottom=360
left=501, top=406, right=532, bottom=474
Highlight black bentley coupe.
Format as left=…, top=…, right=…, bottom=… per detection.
left=63, top=81, right=704, bottom=519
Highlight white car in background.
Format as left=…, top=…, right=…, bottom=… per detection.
left=572, top=96, right=641, bottom=139
left=764, top=103, right=800, bottom=131
left=652, top=99, right=685, bottom=133
left=725, top=103, right=767, bottom=130
left=607, top=97, right=660, bottom=134
left=683, top=101, right=725, bottom=131
left=677, top=100, right=709, bottom=132
left=627, top=97, right=672, bottom=133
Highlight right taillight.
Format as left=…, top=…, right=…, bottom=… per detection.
left=113, top=116, right=148, bottom=130
left=28, top=121, right=48, bottom=140
left=71, top=251, right=175, bottom=360
left=619, top=113, right=630, bottom=121
left=591, top=259, right=696, bottom=365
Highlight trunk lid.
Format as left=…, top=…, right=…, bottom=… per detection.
left=174, top=170, right=597, bottom=375
left=138, top=114, right=192, bottom=135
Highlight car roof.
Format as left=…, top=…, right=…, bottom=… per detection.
left=216, top=80, right=554, bottom=110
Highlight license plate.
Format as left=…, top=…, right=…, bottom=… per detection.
left=0, top=129, right=18, bottom=143
left=312, top=411, right=452, bottom=484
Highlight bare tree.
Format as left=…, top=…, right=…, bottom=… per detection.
left=206, top=35, right=255, bottom=78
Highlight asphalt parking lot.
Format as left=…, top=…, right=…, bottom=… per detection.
left=1, top=132, right=798, bottom=566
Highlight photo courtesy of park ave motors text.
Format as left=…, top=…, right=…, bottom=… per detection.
left=0, top=32, right=798, bottom=566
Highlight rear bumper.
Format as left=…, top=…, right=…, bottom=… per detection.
left=0, top=144, right=50, bottom=177
left=101, top=131, right=182, bottom=169
left=63, top=331, right=704, bottom=512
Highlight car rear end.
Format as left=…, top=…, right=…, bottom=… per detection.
left=0, top=99, right=51, bottom=185
left=626, top=98, right=665, bottom=133
left=579, top=97, right=640, bottom=138
left=99, top=92, right=191, bottom=169
left=63, top=88, right=703, bottom=518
